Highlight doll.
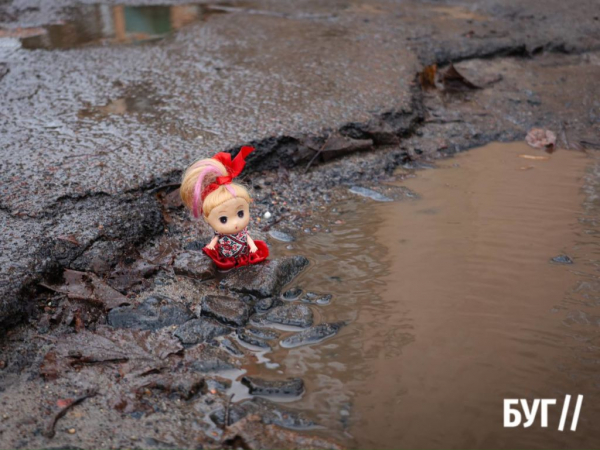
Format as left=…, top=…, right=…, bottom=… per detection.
left=180, top=146, right=269, bottom=270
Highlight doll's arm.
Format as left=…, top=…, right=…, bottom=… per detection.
left=205, top=235, right=219, bottom=250
left=247, top=235, right=258, bottom=253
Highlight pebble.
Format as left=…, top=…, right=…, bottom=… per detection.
left=551, top=255, right=574, bottom=264
left=241, top=376, right=304, bottom=397
left=280, top=322, right=345, bottom=348
left=349, top=186, right=393, bottom=202
left=237, top=329, right=272, bottom=349
left=282, top=287, right=303, bottom=301
left=174, top=318, right=231, bottom=345
left=220, top=256, right=309, bottom=298
left=201, top=295, right=251, bottom=327
left=107, top=296, right=194, bottom=331
left=266, top=304, right=314, bottom=328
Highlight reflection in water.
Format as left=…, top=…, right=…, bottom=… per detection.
left=17, top=4, right=219, bottom=50
left=251, top=142, right=600, bottom=449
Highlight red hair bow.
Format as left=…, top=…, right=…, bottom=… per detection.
left=213, top=146, right=254, bottom=185
left=201, top=146, right=255, bottom=202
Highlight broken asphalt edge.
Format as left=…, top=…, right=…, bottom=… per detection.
left=0, top=42, right=585, bottom=330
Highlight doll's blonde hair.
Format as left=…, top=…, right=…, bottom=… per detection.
left=180, top=157, right=250, bottom=218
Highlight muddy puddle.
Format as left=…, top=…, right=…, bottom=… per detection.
left=5, top=3, right=227, bottom=50
left=240, top=142, right=600, bottom=448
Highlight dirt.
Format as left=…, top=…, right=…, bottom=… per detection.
left=1, top=0, right=600, bottom=448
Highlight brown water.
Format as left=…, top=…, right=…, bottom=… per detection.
left=8, top=4, right=225, bottom=50
left=242, top=142, right=600, bottom=449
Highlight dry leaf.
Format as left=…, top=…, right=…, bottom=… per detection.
left=526, top=128, right=557, bottom=149
left=40, top=269, right=130, bottom=310
left=419, top=64, right=437, bottom=90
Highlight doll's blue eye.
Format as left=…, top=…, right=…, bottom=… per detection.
left=219, top=216, right=228, bottom=224
left=237, top=210, right=244, bottom=218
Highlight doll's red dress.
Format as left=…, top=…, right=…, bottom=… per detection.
left=203, top=227, right=269, bottom=270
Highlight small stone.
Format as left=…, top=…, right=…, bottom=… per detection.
left=210, top=397, right=314, bottom=429
left=68, top=428, right=76, bottom=434
left=280, top=322, right=345, bottom=348
left=237, top=329, right=271, bottom=349
left=244, top=326, right=280, bottom=340
left=241, top=376, right=304, bottom=397
left=220, top=256, right=309, bottom=298
left=185, top=344, right=239, bottom=372
left=205, top=376, right=232, bottom=393
left=349, top=186, right=393, bottom=202
left=302, top=291, right=332, bottom=305
left=174, top=318, right=231, bottom=345
left=255, top=297, right=276, bottom=312
left=266, top=304, right=313, bottom=328
left=268, top=230, right=295, bottom=242
left=201, top=295, right=251, bottom=327
left=220, top=338, right=245, bottom=357
left=282, top=287, right=303, bottom=301
left=173, top=251, right=215, bottom=280
left=551, top=255, right=574, bottom=264
left=107, top=296, right=194, bottom=331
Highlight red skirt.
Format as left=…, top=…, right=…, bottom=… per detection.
left=203, top=240, right=269, bottom=271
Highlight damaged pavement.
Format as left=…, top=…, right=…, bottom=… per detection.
left=1, top=0, right=600, bottom=448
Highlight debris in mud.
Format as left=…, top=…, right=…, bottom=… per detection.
left=174, top=318, right=231, bottom=345
left=220, top=256, right=310, bottom=298
left=221, top=415, right=343, bottom=450
left=526, top=128, right=557, bottom=150
left=201, top=295, right=252, bottom=327
left=241, top=376, right=305, bottom=397
left=349, top=186, right=393, bottom=202
left=43, top=388, right=98, bottom=438
left=40, top=269, right=130, bottom=311
left=551, top=255, right=574, bottom=265
left=439, top=63, right=481, bottom=91
left=173, top=251, right=215, bottom=281
left=107, top=295, right=194, bottom=331
left=280, top=322, right=345, bottom=348
left=265, top=304, right=314, bottom=328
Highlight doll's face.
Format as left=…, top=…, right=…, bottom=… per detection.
left=206, top=197, right=251, bottom=235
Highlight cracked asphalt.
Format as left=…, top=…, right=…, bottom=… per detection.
left=1, top=0, right=600, bottom=326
